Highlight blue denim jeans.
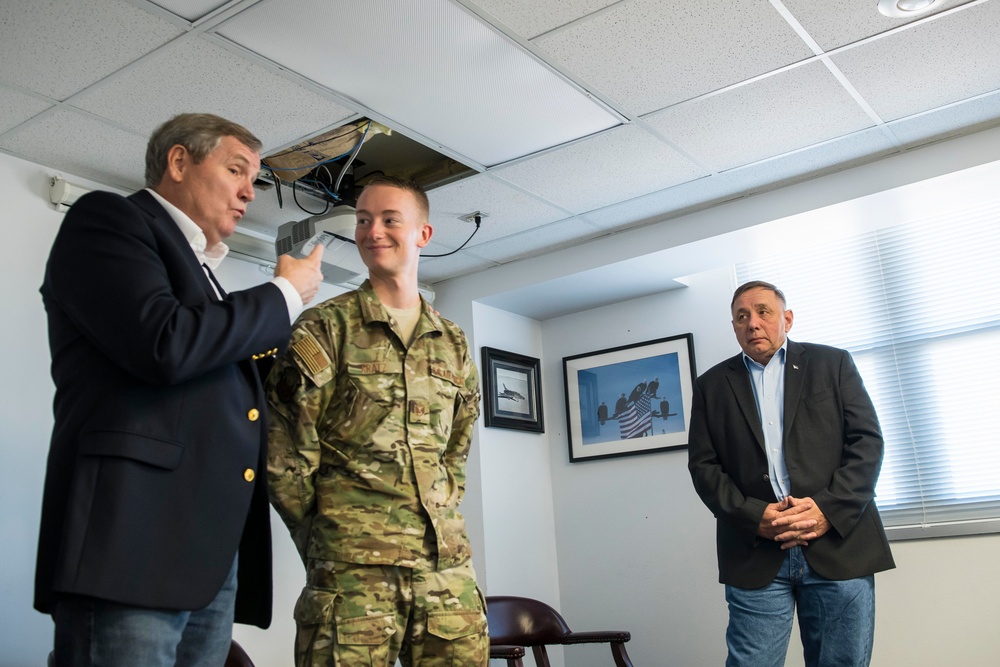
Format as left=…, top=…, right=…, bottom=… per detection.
left=52, top=556, right=238, bottom=666
left=725, top=547, right=875, bottom=667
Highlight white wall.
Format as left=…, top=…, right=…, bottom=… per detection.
left=469, top=303, right=560, bottom=603
left=0, top=150, right=347, bottom=665
left=434, top=125, right=1000, bottom=667
left=534, top=266, right=1000, bottom=667
left=7, top=123, right=1000, bottom=666
left=536, top=266, right=736, bottom=667
left=0, top=152, right=68, bottom=666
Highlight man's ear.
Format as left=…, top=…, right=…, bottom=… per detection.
left=417, top=222, right=433, bottom=248
left=164, top=144, right=190, bottom=183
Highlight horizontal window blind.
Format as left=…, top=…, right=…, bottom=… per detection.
left=736, top=200, right=1000, bottom=537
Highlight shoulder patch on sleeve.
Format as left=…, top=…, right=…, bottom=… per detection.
left=291, top=332, right=333, bottom=380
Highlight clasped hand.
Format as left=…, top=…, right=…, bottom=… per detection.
left=758, top=496, right=829, bottom=550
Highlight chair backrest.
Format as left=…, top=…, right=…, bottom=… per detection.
left=486, top=596, right=572, bottom=646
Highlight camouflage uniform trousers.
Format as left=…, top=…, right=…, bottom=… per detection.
left=292, top=557, right=488, bottom=667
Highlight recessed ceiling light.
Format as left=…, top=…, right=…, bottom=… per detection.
left=877, top=0, right=944, bottom=18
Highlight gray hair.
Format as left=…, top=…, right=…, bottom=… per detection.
left=144, top=113, right=262, bottom=187
left=731, top=280, right=787, bottom=310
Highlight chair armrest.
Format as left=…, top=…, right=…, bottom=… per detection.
left=490, top=644, right=527, bottom=659
left=562, top=630, right=631, bottom=645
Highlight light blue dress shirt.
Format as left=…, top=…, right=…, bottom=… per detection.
left=744, top=342, right=790, bottom=500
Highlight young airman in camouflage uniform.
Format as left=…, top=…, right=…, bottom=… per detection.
left=266, top=176, right=488, bottom=667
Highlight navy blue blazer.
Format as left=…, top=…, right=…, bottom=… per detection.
left=35, top=189, right=290, bottom=627
left=688, top=340, right=895, bottom=589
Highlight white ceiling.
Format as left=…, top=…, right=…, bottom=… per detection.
left=3, top=0, right=999, bottom=297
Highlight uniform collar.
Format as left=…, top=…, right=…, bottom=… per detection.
left=356, top=279, right=444, bottom=335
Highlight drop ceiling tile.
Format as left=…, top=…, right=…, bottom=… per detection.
left=470, top=216, right=604, bottom=264
left=584, top=127, right=896, bottom=231
left=218, top=0, right=620, bottom=167
left=428, top=173, right=568, bottom=249
left=493, top=124, right=706, bottom=213
left=470, top=0, right=620, bottom=39
left=887, top=90, right=1000, bottom=149
left=782, top=0, right=971, bottom=51
left=831, top=1, right=1000, bottom=121
left=0, top=109, right=146, bottom=191
left=419, top=250, right=500, bottom=284
left=718, top=126, right=897, bottom=193
left=0, top=88, right=52, bottom=135
left=532, top=0, right=813, bottom=114
left=581, top=176, right=722, bottom=232
left=150, top=0, right=231, bottom=22
left=644, top=61, right=874, bottom=172
left=0, top=0, right=182, bottom=101
left=72, top=37, right=356, bottom=152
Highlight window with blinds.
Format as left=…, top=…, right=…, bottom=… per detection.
left=735, top=199, right=1000, bottom=539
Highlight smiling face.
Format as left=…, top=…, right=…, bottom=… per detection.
left=161, top=135, right=260, bottom=245
left=354, top=184, right=432, bottom=280
left=731, top=286, right=794, bottom=365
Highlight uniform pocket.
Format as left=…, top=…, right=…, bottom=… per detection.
left=425, top=609, right=488, bottom=665
left=426, top=609, right=486, bottom=640
left=425, top=361, right=466, bottom=436
left=319, top=376, right=391, bottom=459
left=293, top=588, right=337, bottom=667
left=335, top=612, right=396, bottom=667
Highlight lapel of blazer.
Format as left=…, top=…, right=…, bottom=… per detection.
left=782, top=340, right=807, bottom=445
left=128, top=189, right=221, bottom=303
left=129, top=190, right=264, bottom=386
left=725, top=354, right=766, bottom=452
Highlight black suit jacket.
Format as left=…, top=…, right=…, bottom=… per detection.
left=688, top=340, right=895, bottom=589
left=35, top=189, right=291, bottom=627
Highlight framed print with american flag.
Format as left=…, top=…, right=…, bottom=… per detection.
left=563, top=333, right=696, bottom=462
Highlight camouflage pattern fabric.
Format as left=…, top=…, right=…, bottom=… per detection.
left=292, top=558, right=487, bottom=667
left=266, top=280, right=485, bottom=664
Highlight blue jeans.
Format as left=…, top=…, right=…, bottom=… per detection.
left=725, top=547, right=875, bottom=667
left=52, top=556, right=238, bottom=666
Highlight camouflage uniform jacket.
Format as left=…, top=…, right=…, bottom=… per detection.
left=266, top=280, right=481, bottom=571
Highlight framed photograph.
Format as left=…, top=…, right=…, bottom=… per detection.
left=481, top=347, right=544, bottom=433
left=563, top=334, right=696, bottom=462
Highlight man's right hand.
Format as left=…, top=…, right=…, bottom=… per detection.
left=758, top=497, right=818, bottom=549
left=275, top=244, right=324, bottom=304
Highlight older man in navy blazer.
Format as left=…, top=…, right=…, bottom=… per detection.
left=689, top=281, right=895, bottom=667
left=36, top=113, right=324, bottom=665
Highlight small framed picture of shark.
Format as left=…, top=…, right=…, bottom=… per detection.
left=481, top=347, right=544, bottom=433
left=563, top=333, right=696, bottom=462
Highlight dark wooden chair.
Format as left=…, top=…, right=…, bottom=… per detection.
left=225, top=639, right=256, bottom=667
left=490, top=644, right=527, bottom=666
left=486, top=595, right=634, bottom=667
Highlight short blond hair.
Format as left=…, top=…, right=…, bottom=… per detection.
left=359, top=175, right=429, bottom=220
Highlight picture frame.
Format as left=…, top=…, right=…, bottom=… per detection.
left=563, top=333, right=696, bottom=462
left=481, top=347, right=544, bottom=433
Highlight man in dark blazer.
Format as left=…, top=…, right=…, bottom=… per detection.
left=35, top=113, right=324, bottom=665
left=688, top=281, right=895, bottom=667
